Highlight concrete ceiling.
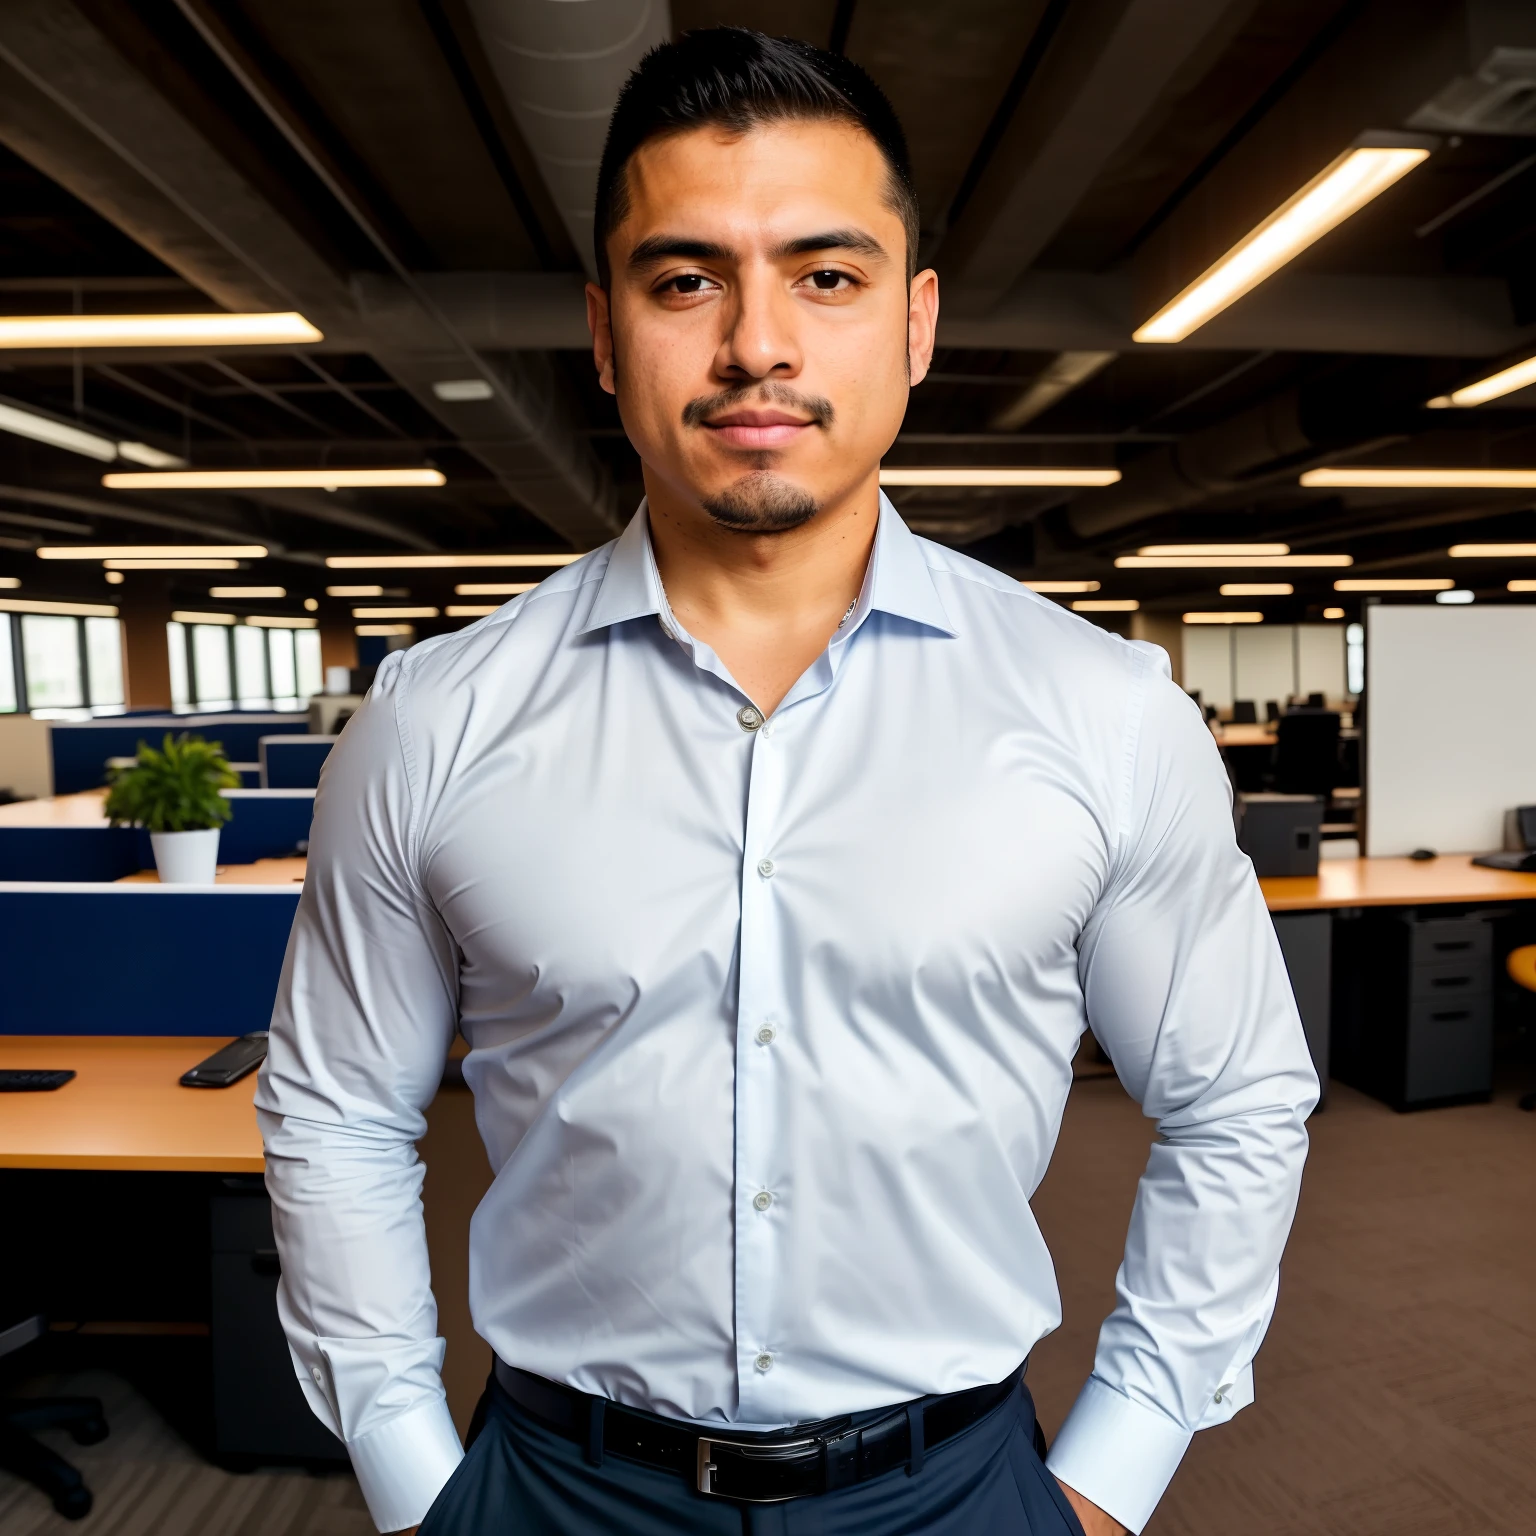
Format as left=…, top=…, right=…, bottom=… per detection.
left=0, top=0, right=1532, bottom=631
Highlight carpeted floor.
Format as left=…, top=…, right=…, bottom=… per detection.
left=3, top=1077, right=1533, bottom=1533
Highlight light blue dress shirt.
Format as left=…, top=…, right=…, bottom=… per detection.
left=258, top=498, right=1317, bottom=1533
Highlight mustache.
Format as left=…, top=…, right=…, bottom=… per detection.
left=681, top=382, right=836, bottom=430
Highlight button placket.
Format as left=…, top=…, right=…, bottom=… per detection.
left=734, top=704, right=787, bottom=1417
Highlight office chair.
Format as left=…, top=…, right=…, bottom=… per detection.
left=0, top=1314, right=107, bottom=1519
left=1231, top=699, right=1258, bottom=725
left=1508, top=946, right=1536, bottom=1112
left=1265, top=700, right=1281, bottom=722
left=1273, top=710, right=1341, bottom=796
left=1305, top=691, right=1325, bottom=708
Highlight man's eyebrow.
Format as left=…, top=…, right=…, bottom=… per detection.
left=628, top=236, right=734, bottom=267
left=772, top=229, right=888, bottom=261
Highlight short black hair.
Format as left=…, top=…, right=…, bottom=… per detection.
left=594, top=28, right=919, bottom=288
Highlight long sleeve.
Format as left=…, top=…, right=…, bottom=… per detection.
left=256, top=652, right=466, bottom=1532
left=1044, top=658, right=1320, bottom=1532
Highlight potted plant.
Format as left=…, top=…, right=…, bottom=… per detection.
left=104, top=733, right=241, bottom=884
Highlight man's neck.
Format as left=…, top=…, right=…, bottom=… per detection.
left=644, top=472, right=881, bottom=715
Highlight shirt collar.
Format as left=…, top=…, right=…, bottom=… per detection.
left=577, top=493, right=956, bottom=639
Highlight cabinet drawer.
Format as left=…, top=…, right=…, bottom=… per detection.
left=1408, top=919, right=1490, bottom=969
left=1404, top=993, right=1492, bottom=1104
left=1407, top=958, right=1489, bottom=1001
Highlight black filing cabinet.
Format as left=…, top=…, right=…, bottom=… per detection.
left=210, top=1189, right=347, bottom=1465
left=1333, top=911, right=1493, bottom=1110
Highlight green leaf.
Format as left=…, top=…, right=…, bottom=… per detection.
left=103, top=732, right=241, bottom=832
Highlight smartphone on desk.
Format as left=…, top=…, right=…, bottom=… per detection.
left=180, top=1031, right=268, bottom=1088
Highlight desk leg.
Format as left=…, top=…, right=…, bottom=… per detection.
left=1272, top=911, right=1331, bottom=1108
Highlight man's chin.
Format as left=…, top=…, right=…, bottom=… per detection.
left=699, top=471, right=820, bottom=534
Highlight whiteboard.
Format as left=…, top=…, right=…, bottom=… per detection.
left=1365, top=605, right=1536, bottom=856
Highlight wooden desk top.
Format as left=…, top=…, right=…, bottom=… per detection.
left=1262, top=855, right=1536, bottom=911
left=117, top=856, right=307, bottom=886
left=0, top=789, right=109, bottom=826
left=1213, top=723, right=1276, bottom=747
left=0, top=1035, right=262, bottom=1173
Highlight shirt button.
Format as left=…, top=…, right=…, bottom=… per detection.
left=736, top=705, right=763, bottom=732
left=756, top=858, right=775, bottom=878
left=752, top=1191, right=773, bottom=1211
left=756, top=1024, right=776, bottom=1045
left=754, top=1352, right=774, bottom=1373
left=312, top=1366, right=323, bottom=1383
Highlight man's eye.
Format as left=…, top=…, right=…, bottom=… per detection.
left=668, top=274, right=709, bottom=294
left=808, top=270, right=848, bottom=290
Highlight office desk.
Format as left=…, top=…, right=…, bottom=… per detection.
left=117, top=856, right=307, bottom=886
left=1262, top=855, right=1536, bottom=912
left=0, top=789, right=109, bottom=825
left=0, top=1035, right=261, bottom=1172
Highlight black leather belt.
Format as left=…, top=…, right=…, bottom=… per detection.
left=492, top=1357, right=1025, bottom=1503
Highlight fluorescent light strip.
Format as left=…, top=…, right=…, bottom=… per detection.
left=0, top=312, right=322, bottom=348
left=1073, top=599, right=1138, bottom=612
left=1323, top=607, right=1345, bottom=618
left=1427, top=354, right=1536, bottom=409
left=356, top=623, right=414, bottom=636
left=879, top=467, right=1120, bottom=487
left=1301, top=467, right=1536, bottom=489
left=117, top=441, right=186, bottom=468
left=0, top=597, right=116, bottom=617
left=1333, top=578, right=1453, bottom=591
left=1023, top=580, right=1100, bottom=593
left=352, top=606, right=439, bottom=619
left=0, top=401, right=117, bottom=461
left=1134, top=144, right=1431, bottom=343
left=1221, top=582, right=1294, bottom=595
left=455, top=582, right=537, bottom=596
left=1115, top=554, right=1352, bottom=569
left=103, top=468, right=445, bottom=490
left=1138, top=543, right=1289, bottom=556
left=172, top=610, right=237, bottom=625
left=0, top=578, right=18, bottom=590
left=210, top=586, right=285, bottom=598
left=1183, top=611, right=1265, bottom=624
left=246, top=614, right=317, bottom=628
left=1449, top=543, right=1536, bottom=557
left=446, top=605, right=500, bottom=618
left=1509, top=581, right=1536, bottom=592
left=1435, top=590, right=1474, bottom=604
left=38, top=544, right=267, bottom=560
left=326, top=585, right=386, bottom=597
left=326, top=554, right=581, bottom=569
left=106, top=558, right=241, bottom=570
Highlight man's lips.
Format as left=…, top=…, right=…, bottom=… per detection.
left=702, top=409, right=816, bottom=450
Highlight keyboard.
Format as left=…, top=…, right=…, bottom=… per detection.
left=0, top=1068, right=76, bottom=1092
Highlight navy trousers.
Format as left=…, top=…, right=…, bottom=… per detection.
left=417, top=1374, right=1087, bottom=1535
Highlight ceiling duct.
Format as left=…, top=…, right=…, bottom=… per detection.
left=463, top=0, right=670, bottom=279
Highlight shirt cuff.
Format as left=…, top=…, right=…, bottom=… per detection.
left=1044, top=1375, right=1192, bottom=1534
left=346, top=1393, right=464, bottom=1533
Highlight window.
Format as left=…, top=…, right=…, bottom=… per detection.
left=21, top=614, right=84, bottom=709
left=85, top=617, right=124, bottom=707
left=190, top=624, right=234, bottom=710
left=167, top=622, right=190, bottom=709
left=234, top=623, right=269, bottom=707
left=1346, top=622, right=1365, bottom=696
left=0, top=618, right=15, bottom=713
left=295, top=629, right=322, bottom=701
left=267, top=626, right=297, bottom=700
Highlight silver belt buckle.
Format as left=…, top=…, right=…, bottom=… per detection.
left=696, top=1434, right=817, bottom=1499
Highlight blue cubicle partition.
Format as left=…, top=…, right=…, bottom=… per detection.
left=0, top=884, right=300, bottom=1036
left=259, top=735, right=336, bottom=789
left=51, top=713, right=310, bottom=794
left=0, top=792, right=315, bottom=881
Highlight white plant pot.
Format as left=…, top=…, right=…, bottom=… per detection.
left=150, top=827, right=221, bottom=884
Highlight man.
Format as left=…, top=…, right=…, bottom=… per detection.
left=259, top=28, right=1317, bottom=1536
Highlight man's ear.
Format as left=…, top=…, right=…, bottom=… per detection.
left=906, top=268, right=939, bottom=388
left=586, top=282, right=617, bottom=396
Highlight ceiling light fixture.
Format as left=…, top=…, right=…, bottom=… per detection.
left=1220, top=582, right=1294, bottom=595
left=1426, top=353, right=1536, bottom=409
left=209, top=586, right=285, bottom=598
left=1072, top=598, right=1138, bottom=612
left=1182, top=611, right=1265, bottom=624
left=355, top=623, right=415, bottom=636
left=446, top=605, right=500, bottom=618
left=432, top=379, right=494, bottom=402
left=171, top=610, right=237, bottom=625
left=1137, top=543, right=1289, bottom=556
left=0, top=597, right=117, bottom=617
left=1435, top=589, right=1474, bottom=604
left=1115, top=554, right=1352, bottom=569
left=1133, top=140, right=1433, bottom=343
left=246, top=614, right=318, bottom=628
left=104, top=571, right=123, bottom=586
left=0, top=401, right=118, bottom=461
left=38, top=544, right=267, bottom=560
left=352, top=606, right=439, bottom=619
left=105, top=558, right=241, bottom=570
left=1333, top=578, right=1453, bottom=591
left=304, top=598, right=318, bottom=612
left=103, top=467, right=445, bottom=490
left=1323, top=607, right=1345, bottom=619
left=879, top=467, right=1121, bottom=487
left=454, top=582, right=537, bottom=596
left=1301, top=467, right=1536, bottom=489
left=1449, top=543, right=1536, bottom=557
left=326, top=585, right=386, bottom=597
left=1508, top=581, right=1536, bottom=592
left=0, top=312, right=322, bottom=348
left=116, top=442, right=187, bottom=469
left=1023, top=580, right=1100, bottom=593
left=326, top=553, right=581, bottom=569
left=0, top=578, right=18, bottom=589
